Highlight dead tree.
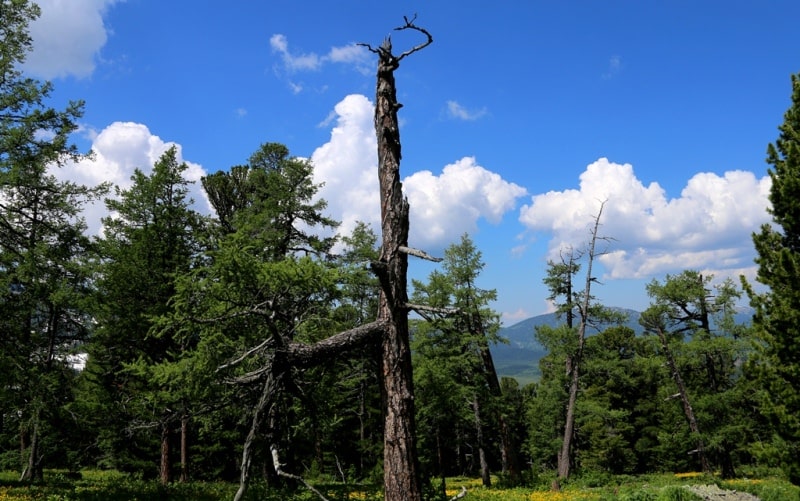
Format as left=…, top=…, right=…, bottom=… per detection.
left=229, top=16, right=433, bottom=501
left=556, top=201, right=610, bottom=488
left=361, top=16, right=433, bottom=501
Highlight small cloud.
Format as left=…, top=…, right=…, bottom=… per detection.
left=235, top=107, right=247, bottom=118
left=327, top=43, right=372, bottom=74
left=270, top=34, right=321, bottom=71
left=510, top=244, right=528, bottom=258
left=502, top=308, right=531, bottom=325
left=317, top=110, right=338, bottom=128
left=602, top=55, right=622, bottom=79
left=269, top=35, right=373, bottom=86
left=446, top=100, right=488, bottom=121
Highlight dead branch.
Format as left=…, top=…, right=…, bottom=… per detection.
left=223, top=321, right=386, bottom=384
left=227, top=367, right=270, bottom=385
left=394, top=15, right=434, bottom=61
left=193, top=299, right=275, bottom=324
left=449, top=486, right=468, bottom=500
left=271, top=445, right=331, bottom=501
left=399, top=245, right=442, bottom=262
left=357, top=14, right=433, bottom=64
left=217, top=337, right=276, bottom=372
left=285, top=320, right=387, bottom=369
left=406, top=303, right=459, bottom=316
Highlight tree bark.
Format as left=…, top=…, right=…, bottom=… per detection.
left=180, top=414, right=189, bottom=483
left=363, top=17, right=431, bottom=501
left=20, top=417, right=42, bottom=483
left=160, top=421, right=170, bottom=485
left=234, top=357, right=283, bottom=501
left=472, top=396, right=491, bottom=487
left=556, top=358, right=579, bottom=483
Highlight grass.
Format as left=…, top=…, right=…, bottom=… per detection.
left=0, top=470, right=797, bottom=500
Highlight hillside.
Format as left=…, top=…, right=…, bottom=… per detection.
left=490, top=308, right=640, bottom=385
left=491, top=308, right=752, bottom=385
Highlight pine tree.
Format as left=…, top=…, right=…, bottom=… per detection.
left=747, top=72, right=800, bottom=483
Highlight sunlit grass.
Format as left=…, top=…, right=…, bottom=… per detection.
left=0, top=470, right=795, bottom=500
left=672, top=472, right=703, bottom=479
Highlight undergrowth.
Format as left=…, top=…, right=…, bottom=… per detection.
left=0, top=470, right=796, bottom=500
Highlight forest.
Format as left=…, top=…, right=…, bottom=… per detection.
left=2, top=3, right=800, bottom=501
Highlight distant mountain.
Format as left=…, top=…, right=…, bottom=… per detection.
left=489, top=308, right=753, bottom=385
left=490, top=308, right=640, bottom=385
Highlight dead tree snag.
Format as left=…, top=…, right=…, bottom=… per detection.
left=361, top=15, right=432, bottom=501
left=228, top=16, right=433, bottom=501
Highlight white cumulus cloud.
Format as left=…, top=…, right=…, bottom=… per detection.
left=519, top=157, right=771, bottom=279
left=24, top=0, right=121, bottom=79
left=310, top=94, right=379, bottom=242
left=311, top=94, right=527, bottom=250
left=405, top=158, right=528, bottom=248
left=51, top=122, right=211, bottom=235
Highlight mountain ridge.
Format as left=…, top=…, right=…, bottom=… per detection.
left=491, top=307, right=753, bottom=385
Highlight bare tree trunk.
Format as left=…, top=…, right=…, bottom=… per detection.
left=363, top=17, right=432, bottom=501
left=180, top=414, right=189, bottom=483
left=234, top=362, right=281, bottom=501
left=477, top=340, right=520, bottom=483
left=20, top=417, right=42, bottom=483
left=472, top=396, right=491, bottom=487
left=160, top=421, right=170, bottom=485
left=556, top=359, right=579, bottom=483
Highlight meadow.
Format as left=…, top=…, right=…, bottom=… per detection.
left=1, top=471, right=797, bottom=501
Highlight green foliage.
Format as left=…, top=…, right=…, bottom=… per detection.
left=641, top=271, right=756, bottom=477
left=201, top=142, right=337, bottom=257
left=747, top=71, right=800, bottom=484
left=411, top=234, right=503, bottom=479
left=0, top=0, right=108, bottom=481
left=80, top=146, right=205, bottom=477
left=720, top=477, right=800, bottom=501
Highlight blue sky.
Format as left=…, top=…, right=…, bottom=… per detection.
left=25, top=0, right=800, bottom=324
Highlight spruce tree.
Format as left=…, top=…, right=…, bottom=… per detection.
left=748, top=72, right=800, bottom=483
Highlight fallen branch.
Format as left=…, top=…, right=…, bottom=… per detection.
left=271, top=445, right=331, bottom=501
left=450, top=486, right=468, bottom=500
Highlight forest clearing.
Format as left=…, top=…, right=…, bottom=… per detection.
left=0, top=470, right=796, bottom=500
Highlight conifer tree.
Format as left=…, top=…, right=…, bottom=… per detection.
left=85, top=147, right=204, bottom=482
left=0, top=0, right=104, bottom=481
left=747, top=72, right=800, bottom=483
